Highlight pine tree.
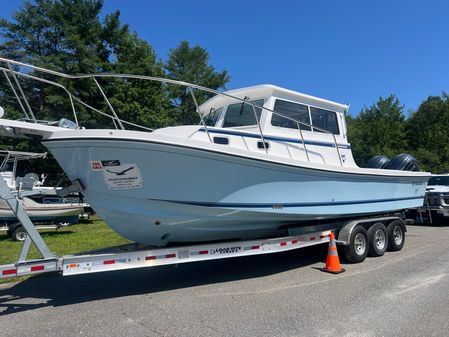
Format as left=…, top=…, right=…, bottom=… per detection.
left=0, top=0, right=172, bottom=130
left=165, top=41, right=230, bottom=125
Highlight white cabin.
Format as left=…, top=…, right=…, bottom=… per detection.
left=156, top=85, right=357, bottom=167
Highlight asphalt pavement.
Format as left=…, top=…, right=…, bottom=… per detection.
left=1, top=224, right=449, bottom=337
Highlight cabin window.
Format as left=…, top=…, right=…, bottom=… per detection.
left=204, top=107, right=222, bottom=127
left=271, top=99, right=311, bottom=131
left=310, top=107, right=339, bottom=134
left=222, top=99, right=264, bottom=128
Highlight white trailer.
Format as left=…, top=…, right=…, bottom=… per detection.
left=0, top=175, right=409, bottom=280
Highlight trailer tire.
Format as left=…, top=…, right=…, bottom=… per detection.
left=387, top=220, right=405, bottom=251
left=342, top=225, right=369, bottom=263
left=368, top=222, right=388, bottom=257
left=11, top=226, right=27, bottom=241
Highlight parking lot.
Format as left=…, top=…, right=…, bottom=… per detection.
left=1, top=224, right=449, bottom=337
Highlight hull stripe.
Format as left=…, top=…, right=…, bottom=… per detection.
left=149, top=195, right=424, bottom=208
left=198, top=128, right=351, bottom=149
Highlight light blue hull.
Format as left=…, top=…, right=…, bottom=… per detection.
left=44, top=138, right=428, bottom=246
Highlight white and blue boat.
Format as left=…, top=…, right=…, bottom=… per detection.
left=0, top=150, right=84, bottom=226
left=0, top=58, right=430, bottom=246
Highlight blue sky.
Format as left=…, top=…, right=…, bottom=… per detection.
left=2, top=0, right=449, bottom=116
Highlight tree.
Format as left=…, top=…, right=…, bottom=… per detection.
left=0, top=0, right=111, bottom=123
left=347, top=95, right=407, bottom=166
left=0, top=0, right=174, bottom=131
left=406, top=94, right=449, bottom=172
left=0, top=0, right=175, bottom=180
left=105, top=32, right=174, bottom=129
left=165, top=41, right=230, bottom=125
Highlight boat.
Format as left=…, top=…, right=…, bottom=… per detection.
left=0, top=58, right=430, bottom=246
left=0, top=150, right=85, bottom=226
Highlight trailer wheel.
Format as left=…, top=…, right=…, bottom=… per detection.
left=387, top=220, right=405, bottom=251
left=342, top=225, right=369, bottom=263
left=368, top=222, right=388, bottom=257
left=11, top=226, right=27, bottom=241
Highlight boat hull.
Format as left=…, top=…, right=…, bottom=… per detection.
left=42, top=136, right=428, bottom=246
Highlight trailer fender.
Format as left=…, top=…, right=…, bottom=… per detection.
left=7, top=222, right=22, bottom=233
left=336, top=220, right=360, bottom=246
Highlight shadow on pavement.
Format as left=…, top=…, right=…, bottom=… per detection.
left=0, top=244, right=328, bottom=316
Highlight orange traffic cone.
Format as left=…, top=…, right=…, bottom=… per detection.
left=321, top=232, right=345, bottom=274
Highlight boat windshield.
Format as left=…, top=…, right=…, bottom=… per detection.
left=222, top=99, right=264, bottom=128
left=203, top=107, right=223, bottom=127
left=428, top=176, right=449, bottom=186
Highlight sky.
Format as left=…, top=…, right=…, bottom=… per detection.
left=1, top=0, right=449, bottom=116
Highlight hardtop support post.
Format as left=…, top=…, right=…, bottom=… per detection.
left=6, top=63, right=37, bottom=122
left=2, top=70, right=29, bottom=119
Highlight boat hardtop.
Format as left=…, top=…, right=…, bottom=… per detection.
left=200, top=84, right=349, bottom=115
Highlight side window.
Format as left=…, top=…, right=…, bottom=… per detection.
left=204, top=107, right=222, bottom=127
left=310, top=107, right=339, bottom=134
left=222, top=99, right=264, bottom=128
left=271, top=99, right=311, bottom=131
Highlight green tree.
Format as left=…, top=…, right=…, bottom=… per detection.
left=0, top=0, right=111, bottom=123
left=106, top=32, right=174, bottom=129
left=406, top=94, right=449, bottom=172
left=0, top=0, right=171, bottom=130
left=165, top=41, right=230, bottom=125
left=347, top=95, right=407, bottom=166
left=0, top=0, right=174, bottom=179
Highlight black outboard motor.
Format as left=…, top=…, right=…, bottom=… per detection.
left=366, top=155, right=390, bottom=169
left=389, top=153, right=420, bottom=171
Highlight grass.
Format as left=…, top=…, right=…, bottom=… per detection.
left=0, top=217, right=131, bottom=284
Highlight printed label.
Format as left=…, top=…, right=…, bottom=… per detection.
left=103, top=163, right=143, bottom=190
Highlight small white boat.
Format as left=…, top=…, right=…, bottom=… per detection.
left=0, top=150, right=84, bottom=225
left=0, top=58, right=430, bottom=246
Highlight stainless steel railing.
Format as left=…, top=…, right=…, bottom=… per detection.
left=0, top=57, right=344, bottom=165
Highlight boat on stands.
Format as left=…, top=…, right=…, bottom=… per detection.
left=0, top=150, right=85, bottom=226
left=0, top=58, right=429, bottom=246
